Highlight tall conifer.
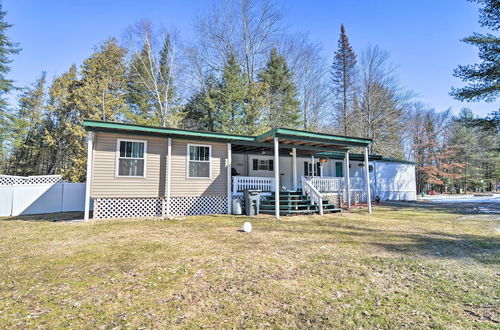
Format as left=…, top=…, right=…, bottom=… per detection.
left=330, top=24, right=358, bottom=136
left=258, top=48, right=301, bottom=129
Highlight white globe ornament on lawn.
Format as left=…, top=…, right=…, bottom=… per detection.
left=242, top=222, right=252, bottom=233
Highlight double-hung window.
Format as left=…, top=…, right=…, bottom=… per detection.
left=187, top=144, right=211, bottom=178
left=117, top=139, right=146, bottom=177
left=252, top=159, right=274, bottom=171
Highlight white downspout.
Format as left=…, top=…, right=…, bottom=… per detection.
left=364, top=147, right=372, bottom=213
left=274, top=137, right=280, bottom=219
left=166, top=138, right=172, bottom=217
left=227, top=143, right=232, bottom=214
left=84, top=132, right=94, bottom=220
left=345, top=151, right=350, bottom=209
left=292, top=148, right=297, bottom=191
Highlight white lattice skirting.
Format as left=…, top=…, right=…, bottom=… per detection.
left=93, top=196, right=228, bottom=219
left=94, top=198, right=163, bottom=219
left=170, top=196, right=228, bottom=216
left=0, top=175, right=64, bottom=185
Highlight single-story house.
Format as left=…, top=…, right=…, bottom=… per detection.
left=82, top=120, right=416, bottom=220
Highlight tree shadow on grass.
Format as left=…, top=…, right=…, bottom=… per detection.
left=0, top=211, right=85, bottom=222
left=265, top=220, right=499, bottom=265
left=382, top=200, right=500, bottom=215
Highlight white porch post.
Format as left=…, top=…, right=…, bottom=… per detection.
left=84, top=132, right=94, bottom=220
left=274, top=137, right=280, bottom=219
left=345, top=151, right=351, bottom=209
left=292, top=148, right=297, bottom=191
left=311, top=155, right=315, bottom=176
left=227, top=143, right=232, bottom=214
left=166, top=138, right=172, bottom=217
left=364, top=147, right=372, bottom=213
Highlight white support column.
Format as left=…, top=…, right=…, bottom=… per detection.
left=274, top=137, right=280, bottom=219
left=292, top=148, right=297, bottom=191
left=166, top=138, right=172, bottom=217
left=311, top=155, right=315, bottom=176
left=364, top=147, right=372, bottom=213
left=84, top=132, right=94, bottom=220
left=227, top=143, right=232, bottom=214
left=345, top=151, right=351, bottom=209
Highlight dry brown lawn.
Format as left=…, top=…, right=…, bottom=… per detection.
left=0, top=205, right=498, bottom=328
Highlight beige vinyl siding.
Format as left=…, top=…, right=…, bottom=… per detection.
left=170, top=140, right=227, bottom=197
left=91, top=132, right=167, bottom=198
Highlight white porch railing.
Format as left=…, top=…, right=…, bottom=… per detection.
left=308, top=176, right=344, bottom=192
left=233, top=176, right=275, bottom=194
left=306, top=176, right=365, bottom=193
left=301, top=176, right=323, bottom=215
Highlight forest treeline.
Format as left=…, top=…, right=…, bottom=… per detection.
left=0, top=0, right=498, bottom=192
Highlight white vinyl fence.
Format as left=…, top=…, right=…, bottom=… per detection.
left=0, top=182, right=88, bottom=217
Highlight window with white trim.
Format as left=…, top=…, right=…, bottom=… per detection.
left=117, top=140, right=146, bottom=177
left=188, top=144, right=211, bottom=178
left=252, top=159, right=274, bottom=171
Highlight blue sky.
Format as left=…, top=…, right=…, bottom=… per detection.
left=4, top=0, right=497, bottom=116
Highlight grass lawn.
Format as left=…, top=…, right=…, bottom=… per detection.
left=0, top=205, right=498, bottom=328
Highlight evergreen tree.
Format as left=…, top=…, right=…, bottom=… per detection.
left=218, top=53, right=247, bottom=134
left=156, top=34, right=181, bottom=127
left=126, top=44, right=155, bottom=125
left=181, top=74, right=222, bottom=132
left=126, top=27, right=181, bottom=127
left=330, top=24, right=358, bottom=135
left=6, top=72, right=47, bottom=176
left=451, top=0, right=500, bottom=102
left=0, top=4, right=20, bottom=168
left=76, top=38, right=127, bottom=121
left=258, top=48, right=301, bottom=129
left=45, top=65, right=86, bottom=182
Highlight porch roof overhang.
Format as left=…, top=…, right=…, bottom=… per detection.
left=83, top=120, right=372, bottom=155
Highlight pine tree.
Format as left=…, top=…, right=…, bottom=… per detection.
left=218, top=53, right=247, bottom=134
left=45, top=65, right=86, bottom=182
left=126, top=44, right=155, bottom=125
left=0, top=4, right=20, bottom=168
left=156, top=34, right=181, bottom=127
left=181, top=74, right=222, bottom=132
left=6, top=72, right=47, bottom=176
left=258, top=48, right=301, bottom=129
left=330, top=24, right=358, bottom=136
left=451, top=0, right=500, bottom=102
left=126, top=27, right=181, bottom=127
left=76, top=38, right=127, bottom=121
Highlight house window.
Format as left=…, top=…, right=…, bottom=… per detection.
left=188, top=144, right=211, bottom=178
left=335, top=162, right=343, bottom=177
left=304, top=161, right=320, bottom=176
left=117, top=140, right=146, bottom=177
left=252, top=159, right=274, bottom=171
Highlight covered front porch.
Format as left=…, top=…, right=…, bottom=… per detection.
left=226, top=128, right=373, bottom=218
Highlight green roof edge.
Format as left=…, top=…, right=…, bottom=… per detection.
left=84, top=120, right=372, bottom=146
left=83, top=120, right=255, bottom=142
left=317, top=151, right=415, bottom=164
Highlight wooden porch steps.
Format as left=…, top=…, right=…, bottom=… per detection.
left=259, top=191, right=341, bottom=216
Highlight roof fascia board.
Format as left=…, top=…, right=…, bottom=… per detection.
left=275, top=134, right=370, bottom=147
left=275, top=128, right=372, bottom=144
left=83, top=120, right=255, bottom=142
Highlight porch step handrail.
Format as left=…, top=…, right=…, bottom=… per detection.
left=307, top=176, right=365, bottom=192
left=233, top=176, right=275, bottom=193
left=301, top=176, right=323, bottom=215
left=309, top=176, right=344, bottom=193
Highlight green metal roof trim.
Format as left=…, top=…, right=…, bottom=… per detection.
left=254, top=127, right=372, bottom=145
left=316, top=151, right=416, bottom=165
left=83, top=120, right=372, bottom=146
left=83, top=120, right=255, bottom=142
